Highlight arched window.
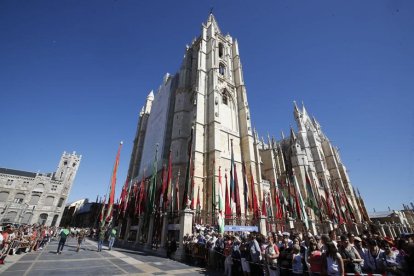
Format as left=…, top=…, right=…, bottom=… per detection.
left=219, top=63, right=226, bottom=76
left=22, top=212, right=33, bottom=224
left=38, top=213, right=48, bottom=225
left=51, top=215, right=59, bottom=227
left=57, top=198, right=65, bottom=207
left=29, top=193, right=41, bottom=205
left=14, top=193, right=25, bottom=204
left=220, top=89, right=238, bottom=132
left=2, top=211, right=18, bottom=223
left=0, top=191, right=9, bottom=202
left=45, top=196, right=55, bottom=206
left=218, top=43, right=224, bottom=58
left=222, top=90, right=228, bottom=105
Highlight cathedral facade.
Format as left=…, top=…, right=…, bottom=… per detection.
left=0, top=152, right=81, bottom=226
left=122, top=15, right=367, bottom=243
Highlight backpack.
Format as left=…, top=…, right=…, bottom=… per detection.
left=60, top=229, right=70, bottom=239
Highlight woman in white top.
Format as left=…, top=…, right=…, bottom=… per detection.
left=322, top=241, right=344, bottom=276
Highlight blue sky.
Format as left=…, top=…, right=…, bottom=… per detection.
left=1, top=0, right=413, bottom=212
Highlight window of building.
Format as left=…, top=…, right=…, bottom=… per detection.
left=51, top=185, right=58, bottom=191
left=222, top=92, right=228, bottom=105
left=218, top=43, right=224, bottom=58
left=0, top=191, right=9, bottom=202
left=38, top=213, right=48, bottom=225
left=219, top=63, right=226, bottom=76
left=29, top=193, right=41, bottom=205
left=45, top=196, right=55, bottom=206
left=57, top=197, right=65, bottom=207
left=2, top=211, right=17, bottom=223
left=6, top=179, right=14, bottom=186
left=51, top=215, right=59, bottom=227
left=14, top=193, right=25, bottom=204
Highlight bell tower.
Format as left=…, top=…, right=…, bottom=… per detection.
left=55, top=151, right=81, bottom=185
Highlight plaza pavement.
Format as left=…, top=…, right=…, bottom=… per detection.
left=0, top=238, right=218, bottom=276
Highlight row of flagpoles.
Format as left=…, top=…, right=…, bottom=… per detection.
left=98, top=137, right=369, bottom=234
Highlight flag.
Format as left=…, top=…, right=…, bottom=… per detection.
left=225, top=173, right=232, bottom=218
left=261, top=194, right=267, bottom=217
left=292, top=171, right=309, bottom=229
left=137, top=171, right=146, bottom=216
left=190, top=166, right=196, bottom=209
left=217, top=166, right=225, bottom=234
left=212, top=160, right=216, bottom=214
left=159, top=164, right=167, bottom=211
left=233, top=163, right=242, bottom=217
left=147, top=145, right=159, bottom=215
left=99, top=195, right=106, bottom=226
left=196, top=185, right=201, bottom=210
left=166, top=150, right=173, bottom=212
left=274, top=181, right=283, bottom=219
left=175, top=170, right=180, bottom=212
left=104, top=141, right=123, bottom=225
left=249, top=165, right=259, bottom=217
left=182, top=128, right=193, bottom=209
left=242, top=163, right=250, bottom=213
left=305, top=171, right=320, bottom=220
left=229, top=141, right=235, bottom=212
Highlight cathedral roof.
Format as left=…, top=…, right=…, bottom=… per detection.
left=0, top=167, right=37, bottom=178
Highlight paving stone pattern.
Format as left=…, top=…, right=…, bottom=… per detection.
left=1, top=238, right=217, bottom=275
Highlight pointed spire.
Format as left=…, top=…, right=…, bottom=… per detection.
left=281, top=130, right=285, bottom=139
left=290, top=125, right=297, bottom=141
left=147, top=90, right=154, bottom=100
left=293, top=100, right=300, bottom=118
left=302, top=101, right=309, bottom=118
left=205, top=12, right=221, bottom=34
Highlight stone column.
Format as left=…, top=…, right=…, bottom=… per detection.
left=124, top=217, right=131, bottom=241
left=175, top=209, right=194, bottom=261
left=160, top=213, right=168, bottom=248
left=135, top=215, right=144, bottom=245
left=145, top=216, right=155, bottom=248
left=259, top=216, right=267, bottom=236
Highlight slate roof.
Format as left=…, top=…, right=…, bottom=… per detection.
left=0, top=167, right=36, bottom=178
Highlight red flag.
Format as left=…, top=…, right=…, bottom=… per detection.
left=137, top=171, right=146, bottom=216
left=261, top=194, right=267, bottom=217
left=196, top=185, right=201, bottom=210
left=249, top=165, right=259, bottom=217
left=274, top=181, right=283, bottom=219
left=225, top=173, right=232, bottom=218
left=104, top=141, right=123, bottom=224
left=165, top=150, right=172, bottom=212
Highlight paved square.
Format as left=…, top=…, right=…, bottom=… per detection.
left=0, top=238, right=214, bottom=275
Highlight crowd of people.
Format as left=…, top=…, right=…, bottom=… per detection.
left=180, top=226, right=414, bottom=276
left=0, top=224, right=59, bottom=263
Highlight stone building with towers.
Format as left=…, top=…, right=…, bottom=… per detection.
left=0, top=151, right=81, bottom=226
left=119, top=14, right=368, bottom=255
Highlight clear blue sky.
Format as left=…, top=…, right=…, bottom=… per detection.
left=1, top=1, right=413, bottom=212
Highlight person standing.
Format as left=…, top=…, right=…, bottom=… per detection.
left=76, top=228, right=85, bottom=252
left=97, top=227, right=106, bottom=252
left=108, top=228, right=116, bottom=250
left=321, top=241, right=344, bottom=276
left=265, top=233, right=280, bottom=276
left=56, top=226, right=70, bottom=254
